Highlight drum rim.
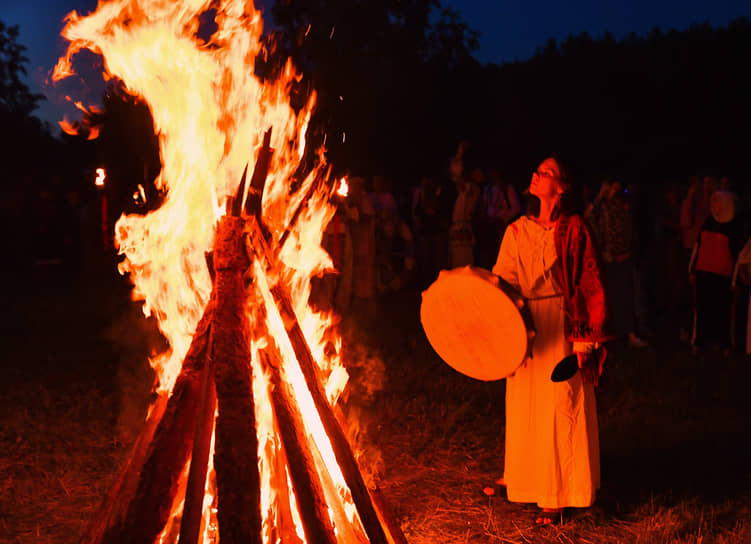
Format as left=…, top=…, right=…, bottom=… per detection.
left=420, top=266, right=535, bottom=381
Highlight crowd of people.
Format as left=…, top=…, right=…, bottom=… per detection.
left=17, top=147, right=751, bottom=359
left=314, top=147, right=751, bottom=359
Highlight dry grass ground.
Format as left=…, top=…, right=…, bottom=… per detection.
left=2, top=259, right=751, bottom=543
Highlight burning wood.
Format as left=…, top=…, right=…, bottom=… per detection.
left=55, top=2, right=405, bottom=542
left=77, top=136, right=402, bottom=543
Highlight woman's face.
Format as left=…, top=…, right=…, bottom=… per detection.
left=529, top=158, right=564, bottom=201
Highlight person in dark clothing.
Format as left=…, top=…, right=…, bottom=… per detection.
left=689, top=190, right=745, bottom=354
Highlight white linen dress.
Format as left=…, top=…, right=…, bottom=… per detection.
left=492, top=216, right=600, bottom=509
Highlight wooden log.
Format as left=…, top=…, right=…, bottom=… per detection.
left=370, top=486, right=409, bottom=544
left=305, top=421, right=370, bottom=544
left=269, top=283, right=387, bottom=544
left=268, top=425, right=304, bottom=544
left=244, top=128, right=274, bottom=217
left=101, top=302, right=215, bottom=543
left=177, top=355, right=217, bottom=544
left=211, top=215, right=263, bottom=544
left=245, top=215, right=388, bottom=544
left=259, top=349, right=338, bottom=544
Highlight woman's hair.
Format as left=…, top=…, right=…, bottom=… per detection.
left=526, top=153, right=584, bottom=219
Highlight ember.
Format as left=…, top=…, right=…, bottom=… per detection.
left=53, top=1, right=403, bottom=542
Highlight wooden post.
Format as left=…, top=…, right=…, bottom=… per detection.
left=102, top=303, right=215, bottom=543
left=370, top=486, right=409, bottom=544
left=259, top=349, right=338, bottom=544
left=177, top=356, right=217, bottom=544
left=211, top=215, right=263, bottom=544
left=244, top=216, right=389, bottom=544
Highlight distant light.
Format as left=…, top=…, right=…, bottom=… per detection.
left=132, top=183, right=147, bottom=205
left=337, top=177, right=349, bottom=197
left=95, top=168, right=106, bottom=187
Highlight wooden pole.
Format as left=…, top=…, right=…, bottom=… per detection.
left=370, top=486, right=409, bottom=544
left=177, top=356, right=217, bottom=544
left=267, top=424, right=304, bottom=544
left=102, top=303, right=214, bottom=543
left=211, top=215, right=263, bottom=544
left=245, top=216, right=388, bottom=544
left=259, top=349, right=338, bottom=544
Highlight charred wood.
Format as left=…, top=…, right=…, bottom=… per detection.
left=259, top=348, right=338, bottom=544
left=211, top=215, right=263, bottom=544
left=178, top=356, right=217, bottom=544
left=101, top=302, right=214, bottom=543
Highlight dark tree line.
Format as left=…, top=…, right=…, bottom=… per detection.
left=3, top=8, right=751, bottom=240
left=1, top=20, right=58, bottom=182
left=479, top=19, right=751, bottom=185
left=268, top=4, right=751, bottom=190
left=270, top=0, right=480, bottom=181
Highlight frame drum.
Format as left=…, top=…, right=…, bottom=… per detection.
left=420, top=266, right=535, bottom=381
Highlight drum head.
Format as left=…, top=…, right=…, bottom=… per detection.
left=420, top=266, right=530, bottom=381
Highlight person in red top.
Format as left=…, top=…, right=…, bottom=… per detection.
left=689, top=190, right=744, bottom=355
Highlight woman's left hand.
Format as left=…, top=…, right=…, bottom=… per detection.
left=576, top=350, right=599, bottom=386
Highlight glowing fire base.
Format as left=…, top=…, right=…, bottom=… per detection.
left=79, top=140, right=402, bottom=544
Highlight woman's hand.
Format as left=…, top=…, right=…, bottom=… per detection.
left=576, top=350, right=599, bottom=386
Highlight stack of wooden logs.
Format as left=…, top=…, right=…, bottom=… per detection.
left=78, top=129, right=406, bottom=544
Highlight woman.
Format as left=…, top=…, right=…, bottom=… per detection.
left=492, top=156, right=609, bottom=524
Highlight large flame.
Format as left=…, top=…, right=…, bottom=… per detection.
left=54, top=0, right=331, bottom=393
left=55, top=1, right=362, bottom=542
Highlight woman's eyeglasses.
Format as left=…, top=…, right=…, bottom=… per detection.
left=534, top=169, right=559, bottom=180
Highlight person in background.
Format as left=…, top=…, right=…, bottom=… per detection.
left=493, top=155, right=608, bottom=525
left=653, top=181, right=684, bottom=321
left=312, top=195, right=354, bottom=314
left=370, top=175, right=399, bottom=219
left=679, top=175, right=715, bottom=341
left=732, top=231, right=751, bottom=355
left=412, top=175, right=445, bottom=288
left=344, top=177, right=377, bottom=318
left=475, top=167, right=521, bottom=270
left=689, top=190, right=744, bottom=356
left=448, top=166, right=481, bottom=268
left=586, top=179, right=648, bottom=347
left=375, top=205, right=415, bottom=294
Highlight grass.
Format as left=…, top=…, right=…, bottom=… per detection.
left=2, top=259, right=751, bottom=543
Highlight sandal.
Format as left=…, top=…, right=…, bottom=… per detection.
left=481, top=477, right=506, bottom=497
left=535, top=508, right=563, bottom=526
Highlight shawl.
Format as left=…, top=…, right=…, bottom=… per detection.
left=553, top=214, right=611, bottom=379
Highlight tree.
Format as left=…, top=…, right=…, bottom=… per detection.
left=0, top=19, right=44, bottom=116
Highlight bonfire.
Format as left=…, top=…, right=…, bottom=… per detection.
left=53, top=1, right=403, bottom=542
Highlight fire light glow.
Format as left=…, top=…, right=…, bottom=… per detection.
left=54, top=0, right=365, bottom=542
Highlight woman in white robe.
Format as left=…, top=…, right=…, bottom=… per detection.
left=492, top=156, right=601, bottom=524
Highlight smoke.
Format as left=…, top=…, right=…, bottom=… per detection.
left=103, top=300, right=165, bottom=443
left=338, top=333, right=387, bottom=486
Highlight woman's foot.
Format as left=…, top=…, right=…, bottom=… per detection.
left=482, top=477, right=506, bottom=497
left=535, top=508, right=563, bottom=525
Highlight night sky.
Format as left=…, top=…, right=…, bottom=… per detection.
left=3, top=0, right=751, bottom=128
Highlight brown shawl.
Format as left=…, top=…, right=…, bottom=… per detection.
left=553, top=214, right=611, bottom=378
